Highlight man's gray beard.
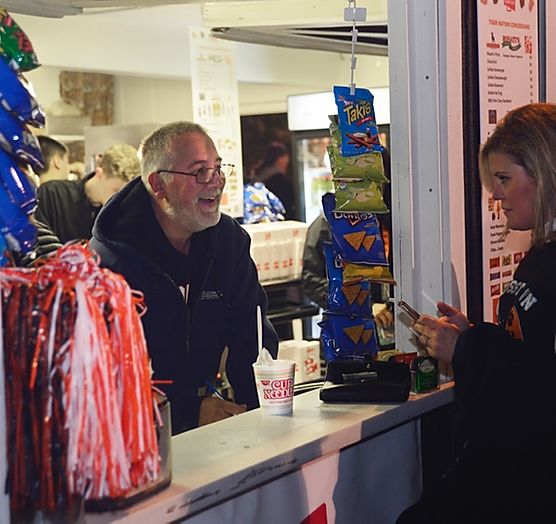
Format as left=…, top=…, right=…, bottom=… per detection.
left=166, top=201, right=221, bottom=233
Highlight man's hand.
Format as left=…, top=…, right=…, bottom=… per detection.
left=199, top=397, right=247, bottom=427
left=374, top=303, right=394, bottom=328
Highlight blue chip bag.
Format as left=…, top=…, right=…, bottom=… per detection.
left=0, top=59, right=45, bottom=127
left=243, top=182, right=285, bottom=224
left=323, top=241, right=372, bottom=316
left=319, top=311, right=379, bottom=361
left=322, top=192, right=388, bottom=266
left=333, top=85, right=382, bottom=157
left=0, top=146, right=36, bottom=215
left=0, top=103, right=43, bottom=171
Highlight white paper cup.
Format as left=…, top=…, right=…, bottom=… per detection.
left=252, top=359, right=296, bottom=415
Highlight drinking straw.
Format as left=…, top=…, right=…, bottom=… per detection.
left=256, top=305, right=263, bottom=355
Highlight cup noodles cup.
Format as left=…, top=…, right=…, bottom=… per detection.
left=252, top=359, right=295, bottom=415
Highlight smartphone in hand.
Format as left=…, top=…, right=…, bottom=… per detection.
left=398, top=300, right=420, bottom=322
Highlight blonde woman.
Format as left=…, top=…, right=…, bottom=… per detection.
left=399, top=103, right=556, bottom=523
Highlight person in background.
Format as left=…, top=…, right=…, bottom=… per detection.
left=252, top=141, right=296, bottom=219
left=35, top=136, right=71, bottom=184
left=397, top=103, right=556, bottom=523
left=89, top=122, right=279, bottom=435
left=35, top=143, right=140, bottom=243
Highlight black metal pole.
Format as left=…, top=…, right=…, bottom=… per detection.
left=461, top=0, right=484, bottom=323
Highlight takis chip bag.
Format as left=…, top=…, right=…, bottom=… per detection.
left=327, top=144, right=388, bottom=183
left=322, top=192, right=388, bottom=266
left=323, top=241, right=372, bottom=316
left=319, top=312, right=379, bottom=361
left=0, top=103, right=43, bottom=171
left=0, top=59, right=45, bottom=127
left=0, top=9, right=40, bottom=72
left=333, top=179, right=389, bottom=214
left=0, top=147, right=37, bottom=215
left=333, top=85, right=382, bottom=157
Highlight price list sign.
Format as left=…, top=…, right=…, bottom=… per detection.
left=189, top=27, right=244, bottom=218
left=476, top=0, right=539, bottom=321
left=547, top=1, right=556, bottom=102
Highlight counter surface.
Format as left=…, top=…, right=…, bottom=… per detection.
left=87, top=384, right=454, bottom=523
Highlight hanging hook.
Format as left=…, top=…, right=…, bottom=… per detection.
left=344, top=0, right=366, bottom=95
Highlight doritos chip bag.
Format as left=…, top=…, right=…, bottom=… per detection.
left=319, top=312, right=379, bottom=361
left=333, top=85, right=382, bottom=157
left=323, top=242, right=372, bottom=316
left=322, top=192, right=388, bottom=266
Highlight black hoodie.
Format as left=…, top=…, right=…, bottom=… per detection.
left=90, top=177, right=278, bottom=434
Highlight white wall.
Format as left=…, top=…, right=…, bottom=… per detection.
left=19, top=4, right=388, bottom=123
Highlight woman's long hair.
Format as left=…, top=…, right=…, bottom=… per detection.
left=479, top=103, right=556, bottom=246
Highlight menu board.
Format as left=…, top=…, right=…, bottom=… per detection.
left=547, top=1, right=556, bottom=102
left=189, top=27, right=244, bottom=218
left=477, top=0, right=538, bottom=321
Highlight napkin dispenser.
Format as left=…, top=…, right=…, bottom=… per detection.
left=320, top=359, right=411, bottom=403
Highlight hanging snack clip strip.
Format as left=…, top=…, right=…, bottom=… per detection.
left=344, top=0, right=367, bottom=95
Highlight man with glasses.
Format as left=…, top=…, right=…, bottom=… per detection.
left=90, top=122, right=278, bottom=435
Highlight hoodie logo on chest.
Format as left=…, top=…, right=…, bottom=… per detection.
left=201, top=290, right=222, bottom=301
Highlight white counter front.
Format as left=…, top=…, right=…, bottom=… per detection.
left=87, top=384, right=454, bottom=523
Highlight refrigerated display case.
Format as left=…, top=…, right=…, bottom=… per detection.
left=291, top=131, right=334, bottom=224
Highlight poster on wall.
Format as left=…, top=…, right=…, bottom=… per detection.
left=476, top=0, right=538, bottom=321
left=547, top=1, right=556, bottom=101
left=189, top=27, right=243, bottom=218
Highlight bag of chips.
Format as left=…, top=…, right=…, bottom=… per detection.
left=0, top=8, right=40, bottom=72
left=0, top=59, right=45, bottom=127
left=343, top=262, right=395, bottom=285
left=327, top=144, right=388, bottom=183
left=333, top=85, right=382, bottom=157
left=322, top=192, right=388, bottom=266
left=323, top=242, right=372, bottom=316
left=333, top=179, right=389, bottom=214
left=319, top=312, right=379, bottom=361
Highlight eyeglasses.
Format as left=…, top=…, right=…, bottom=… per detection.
left=155, top=163, right=234, bottom=184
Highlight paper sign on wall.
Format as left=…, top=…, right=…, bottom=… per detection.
left=476, top=0, right=538, bottom=322
left=189, top=27, right=244, bottom=218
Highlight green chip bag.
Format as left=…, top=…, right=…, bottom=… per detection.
left=343, top=262, right=395, bottom=284
left=328, top=144, right=388, bottom=183
left=0, top=8, right=40, bottom=71
left=334, top=179, right=389, bottom=213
